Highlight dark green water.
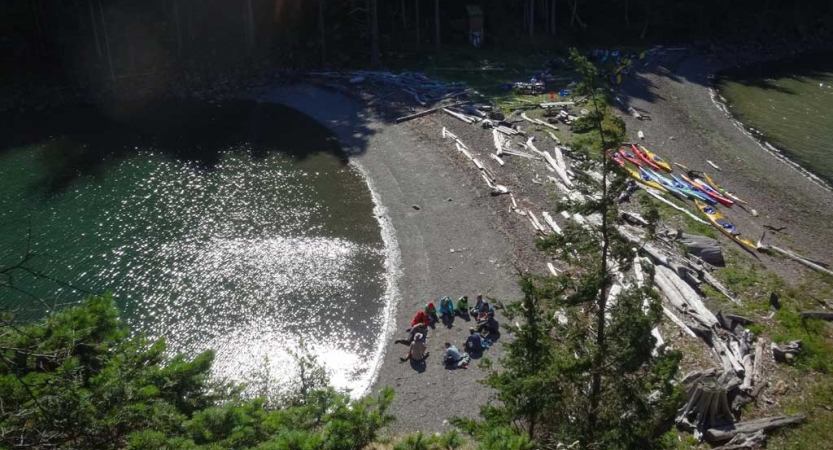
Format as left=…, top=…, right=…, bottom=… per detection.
left=0, top=101, right=391, bottom=394
left=717, top=53, right=833, bottom=185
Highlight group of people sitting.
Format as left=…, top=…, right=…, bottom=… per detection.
left=398, top=295, right=500, bottom=369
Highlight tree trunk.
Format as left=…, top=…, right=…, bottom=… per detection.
left=529, top=0, right=535, bottom=37
left=434, top=0, right=440, bottom=49
left=174, top=0, right=182, bottom=54
left=31, top=0, right=44, bottom=54
left=640, top=0, right=651, bottom=40
left=370, top=0, right=380, bottom=67
left=552, top=0, right=557, bottom=35
left=318, top=0, right=326, bottom=67
left=97, top=0, right=115, bottom=82
left=415, top=0, right=420, bottom=47
left=586, top=71, right=612, bottom=444
left=625, top=0, right=630, bottom=27
left=245, top=0, right=255, bottom=51
left=88, top=0, right=102, bottom=59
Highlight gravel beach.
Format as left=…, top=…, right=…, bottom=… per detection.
left=617, top=51, right=833, bottom=280
left=259, top=50, right=833, bottom=433
left=258, top=84, right=522, bottom=433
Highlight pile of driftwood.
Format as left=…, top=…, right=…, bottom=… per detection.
left=614, top=222, right=808, bottom=448
left=441, top=128, right=508, bottom=196
left=309, top=70, right=467, bottom=107
left=677, top=369, right=805, bottom=446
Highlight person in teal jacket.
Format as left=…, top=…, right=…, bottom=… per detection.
left=438, top=296, right=455, bottom=321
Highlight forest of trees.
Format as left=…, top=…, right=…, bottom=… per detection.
left=3, top=0, right=833, bottom=84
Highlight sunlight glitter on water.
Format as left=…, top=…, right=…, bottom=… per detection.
left=0, top=142, right=390, bottom=396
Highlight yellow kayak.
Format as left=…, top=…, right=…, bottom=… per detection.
left=626, top=166, right=668, bottom=193
left=638, top=145, right=673, bottom=172
left=703, top=172, right=748, bottom=205
left=694, top=200, right=757, bottom=252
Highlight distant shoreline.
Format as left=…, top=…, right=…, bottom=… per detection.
left=618, top=48, right=833, bottom=275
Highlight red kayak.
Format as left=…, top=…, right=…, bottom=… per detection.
left=609, top=150, right=626, bottom=167
left=617, top=147, right=643, bottom=166
left=681, top=174, right=734, bottom=206
left=630, top=143, right=663, bottom=171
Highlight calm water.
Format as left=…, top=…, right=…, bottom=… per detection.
left=0, top=101, right=391, bottom=395
left=717, top=53, right=833, bottom=185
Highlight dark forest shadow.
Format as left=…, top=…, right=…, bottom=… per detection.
left=0, top=99, right=371, bottom=197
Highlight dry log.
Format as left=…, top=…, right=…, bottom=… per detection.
left=492, top=129, right=506, bottom=155
left=547, top=262, right=560, bottom=276
left=546, top=131, right=561, bottom=144
left=704, top=414, right=806, bottom=442
left=662, top=306, right=698, bottom=338
left=645, top=189, right=710, bottom=225
left=800, top=311, right=833, bottom=321
left=771, top=340, right=802, bottom=363
left=489, top=153, right=505, bottom=166
left=721, top=430, right=766, bottom=450
left=541, top=211, right=563, bottom=235
left=752, top=340, right=763, bottom=387
left=443, top=108, right=474, bottom=124
left=395, top=101, right=468, bottom=123
left=655, top=266, right=719, bottom=328
left=740, top=354, right=754, bottom=390
left=677, top=370, right=735, bottom=431
left=528, top=138, right=573, bottom=188
left=759, top=238, right=833, bottom=277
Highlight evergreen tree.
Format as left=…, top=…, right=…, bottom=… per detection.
left=0, top=294, right=395, bottom=449
left=456, top=50, right=682, bottom=449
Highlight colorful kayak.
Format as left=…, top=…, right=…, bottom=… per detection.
left=694, top=200, right=757, bottom=252
left=666, top=173, right=716, bottom=204
left=625, top=166, right=667, bottom=193
left=637, top=144, right=672, bottom=172
left=641, top=168, right=687, bottom=200
left=631, top=144, right=663, bottom=171
left=681, top=174, right=735, bottom=207
left=609, top=150, right=626, bottom=167
left=702, top=172, right=748, bottom=205
left=618, top=148, right=643, bottom=167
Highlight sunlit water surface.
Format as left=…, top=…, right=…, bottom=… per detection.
left=0, top=102, right=391, bottom=395
left=717, top=53, right=833, bottom=185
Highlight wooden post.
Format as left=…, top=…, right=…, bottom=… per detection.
left=88, top=0, right=102, bottom=59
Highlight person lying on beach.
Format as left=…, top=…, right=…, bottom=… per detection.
left=456, top=296, right=469, bottom=316
left=438, top=296, right=455, bottom=321
left=396, top=322, right=427, bottom=345
left=443, top=342, right=470, bottom=369
left=465, top=328, right=484, bottom=353
left=401, top=333, right=428, bottom=362
left=424, top=301, right=439, bottom=325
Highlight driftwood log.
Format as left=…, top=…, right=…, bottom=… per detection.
left=677, top=232, right=725, bottom=267
left=704, top=414, right=806, bottom=442
left=801, top=311, right=833, bottom=321
left=677, top=370, right=736, bottom=432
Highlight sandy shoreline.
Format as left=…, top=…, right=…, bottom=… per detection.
left=617, top=51, right=833, bottom=278
left=258, top=49, right=833, bottom=432
left=256, top=84, right=521, bottom=433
